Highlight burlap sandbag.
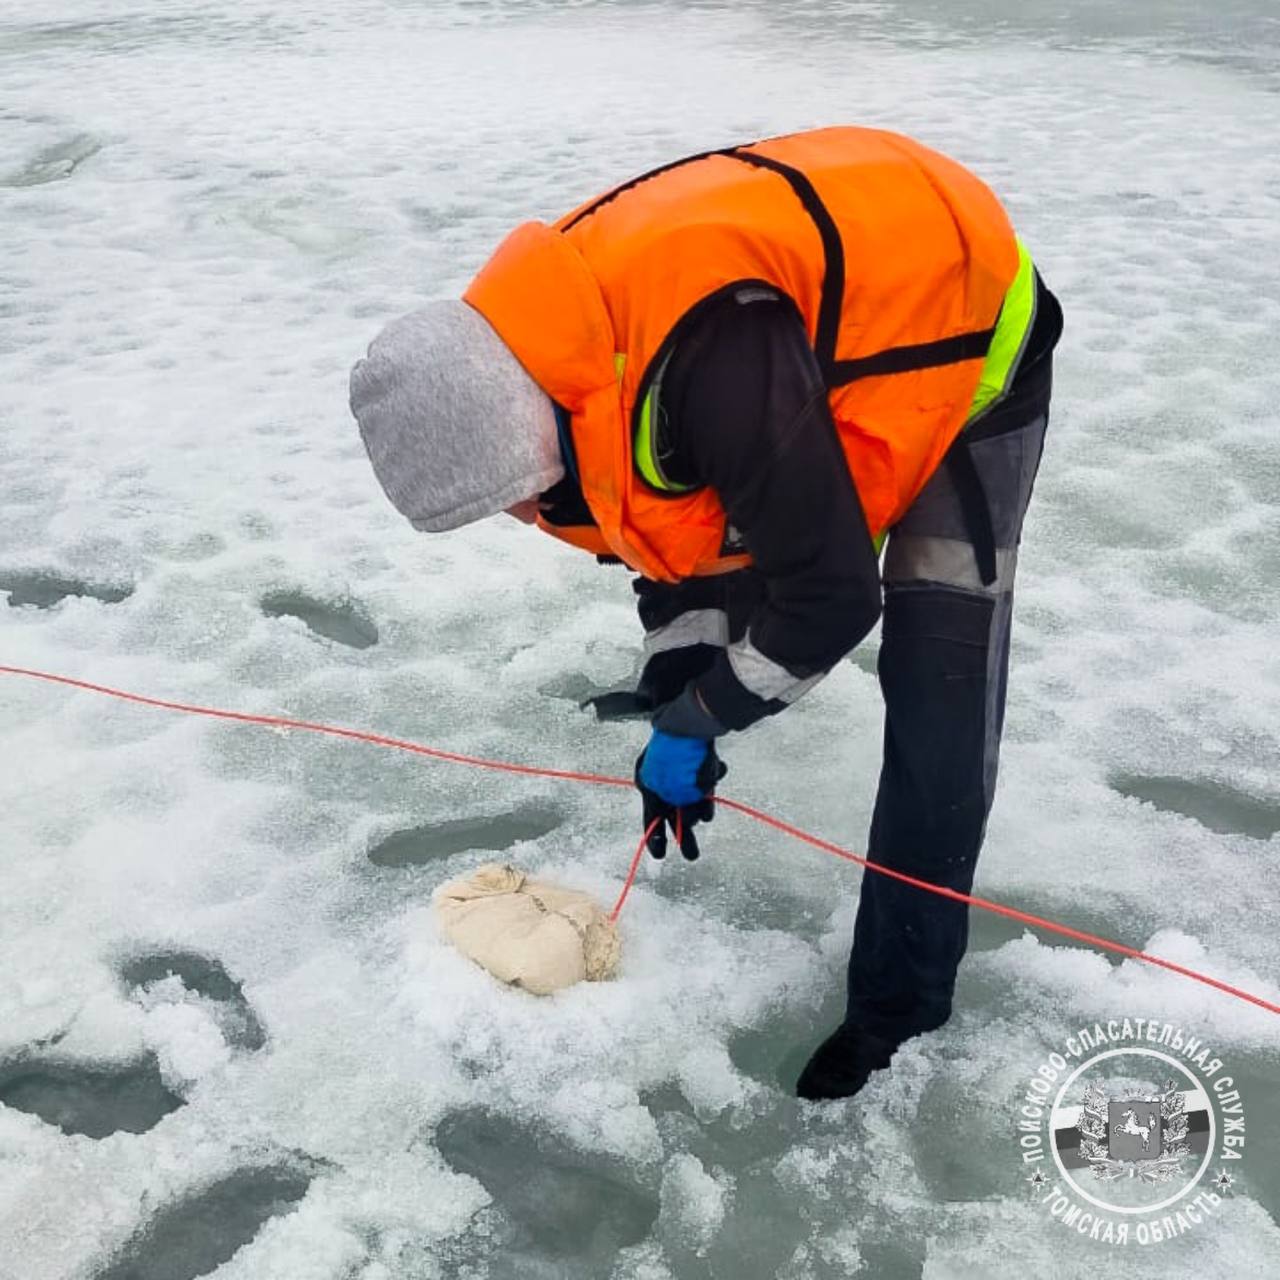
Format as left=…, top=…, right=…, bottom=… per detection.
left=433, top=864, right=621, bottom=995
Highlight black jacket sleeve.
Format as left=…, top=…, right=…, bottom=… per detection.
left=631, top=570, right=766, bottom=709
left=651, top=291, right=883, bottom=736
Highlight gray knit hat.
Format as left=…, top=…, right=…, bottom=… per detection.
left=349, top=300, right=563, bottom=532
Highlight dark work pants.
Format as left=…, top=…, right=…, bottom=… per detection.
left=845, top=407, right=1049, bottom=1044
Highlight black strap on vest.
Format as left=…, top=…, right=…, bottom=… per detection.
left=559, top=141, right=998, bottom=392
left=726, top=148, right=1000, bottom=390
left=829, top=329, right=996, bottom=385
left=724, top=149, right=845, bottom=379
left=945, top=437, right=998, bottom=587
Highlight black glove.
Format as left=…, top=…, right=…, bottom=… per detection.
left=582, top=689, right=654, bottom=722
left=634, top=736, right=728, bottom=861
left=583, top=645, right=722, bottom=723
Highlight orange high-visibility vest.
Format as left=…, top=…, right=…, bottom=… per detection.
left=465, top=126, right=1021, bottom=583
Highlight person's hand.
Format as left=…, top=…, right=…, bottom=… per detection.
left=634, top=729, right=728, bottom=860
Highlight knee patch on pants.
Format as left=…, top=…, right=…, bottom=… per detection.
left=877, top=585, right=994, bottom=833
left=882, top=413, right=1047, bottom=595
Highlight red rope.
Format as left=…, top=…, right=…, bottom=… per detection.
left=611, top=819, right=660, bottom=923
left=2, top=663, right=1277, bottom=1017
left=714, top=797, right=1280, bottom=1017
left=0, top=665, right=632, bottom=787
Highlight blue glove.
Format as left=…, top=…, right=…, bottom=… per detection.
left=634, top=729, right=728, bottom=860
left=639, top=729, right=712, bottom=806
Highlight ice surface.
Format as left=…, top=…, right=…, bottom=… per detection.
left=2, top=0, right=1279, bottom=1277
left=658, top=1154, right=731, bottom=1256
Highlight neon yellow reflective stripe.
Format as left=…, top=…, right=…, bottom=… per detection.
left=634, top=385, right=667, bottom=490
left=967, top=237, right=1036, bottom=422
left=627, top=349, right=689, bottom=491
left=634, top=355, right=698, bottom=494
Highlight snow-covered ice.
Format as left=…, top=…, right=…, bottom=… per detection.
left=1, top=1, right=1278, bottom=1277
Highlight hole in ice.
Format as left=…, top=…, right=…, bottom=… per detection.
left=367, top=806, right=562, bottom=866
left=1, top=133, right=102, bottom=187
left=0, top=1056, right=183, bottom=1138
left=0, top=570, right=133, bottom=609
left=92, top=1166, right=312, bottom=1280
left=1110, top=773, right=1280, bottom=839
left=259, top=590, right=378, bottom=649
left=435, top=1110, right=659, bottom=1274
left=538, top=672, right=648, bottom=720
left=119, top=951, right=266, bottom=1051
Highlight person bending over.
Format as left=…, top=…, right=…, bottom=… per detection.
left=349, top=125, right=1063, bottom=1100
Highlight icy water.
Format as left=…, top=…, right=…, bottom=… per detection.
left=1, top=1, right=1278, bottom=1277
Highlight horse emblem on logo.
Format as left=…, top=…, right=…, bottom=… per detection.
left=1077, top=1079, right=1191, bottom=1182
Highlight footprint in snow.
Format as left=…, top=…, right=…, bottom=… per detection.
left=119, top=950, right=267, bottom=1052
left=0, top=570, right=132, bottom=609
left=1110, top=772, right=1280, bottom=840
left=259, top=589, right=378, bottom=649
left=368, top=805, right=563, bottom=867
left=1, top=134, right=102, bottom=188
left=91, top=1165, right=313, bottom=1280
left=435, top=1109, right=658, bottom=1277
left=0, top=1055, right=182, bottom=1139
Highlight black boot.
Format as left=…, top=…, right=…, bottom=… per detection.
left=795, top=1022, right=899, bottom=1101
